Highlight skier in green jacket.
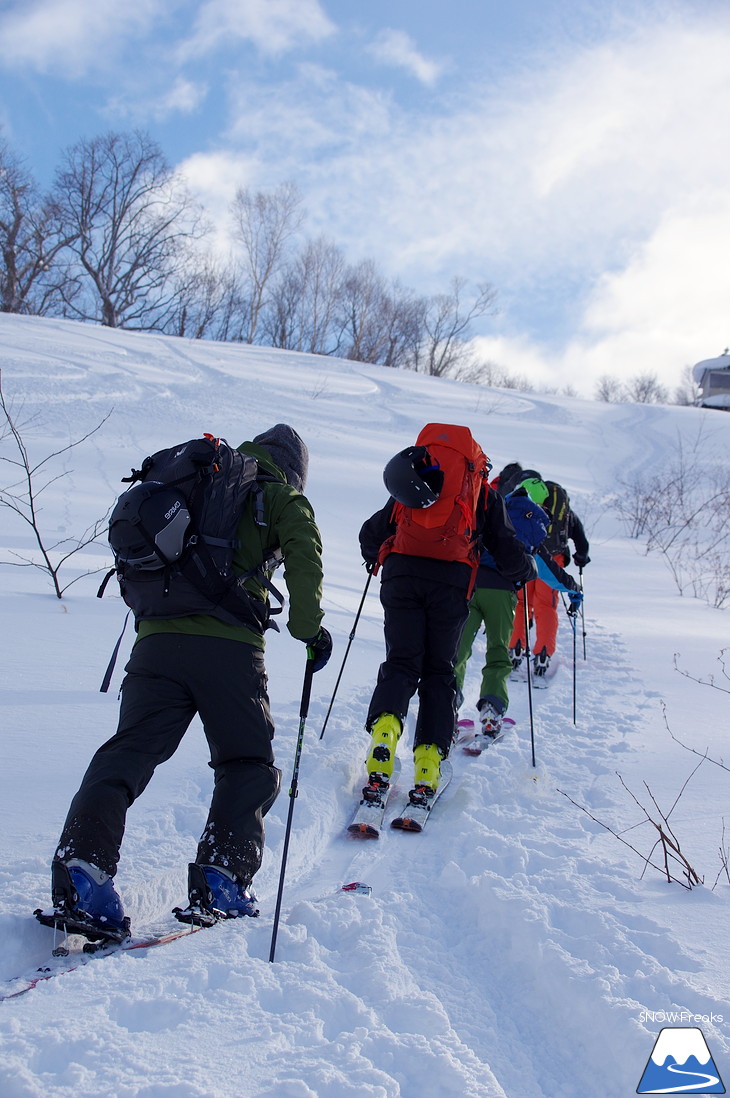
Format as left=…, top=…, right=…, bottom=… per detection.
left=49, top=425, right=331, bottom=939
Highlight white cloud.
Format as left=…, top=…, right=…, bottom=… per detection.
left=471, top=188, right=730, bottom=398
left=368, top=29, right=445, bottom=86
left=177, top=0, right=335, bottom=61
left=180, top=148, right=256, bottom=203
left=177, top=149, right=260, bottom=253
left=153, top=77, right=208, bottom=119
left=0, top=0, right=166, bottom=76
left=210, top=16, right=730, bottom=279
left=220, top=14, right=728, bottom=394
left=105, top=76, right=209, bottom=123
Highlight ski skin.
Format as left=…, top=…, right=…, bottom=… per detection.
left=1, top=922, right=209, bottom=1001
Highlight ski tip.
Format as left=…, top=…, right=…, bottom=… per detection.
left=346, top=822, right=380, bottom=838
left=390, top=817, right=424, bottom=832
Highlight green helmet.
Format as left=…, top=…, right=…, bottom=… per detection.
left=520, top=476, right=549, bottom=506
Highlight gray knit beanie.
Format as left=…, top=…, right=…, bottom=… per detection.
left=252, top=424, right=309, bottom=492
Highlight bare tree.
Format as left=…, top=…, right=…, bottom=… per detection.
left=375, top=282, right=427, bottom=370
left=264, top=236, right=346, bottom=354
left=51, top=130, right=202, bottom=329
left=334, top=258, right=391, bottom=363
left=230, top=181, right=303, bottom=344
left=416, top=278, right=498, bottom=378
left=615, top=424, right=730, bottom=606
left=0, top=370, right=111, bottom=598
left=624, top=371, right=669, bottom=404
left=0, top=135, right=75, bottom=315
left=164, top=254, right=245, bottom=341
left=455, top=359, right=534, bottom=391
left=594, top=374, right=625, bottom=402
left=673, top=364, right=702, bottom=407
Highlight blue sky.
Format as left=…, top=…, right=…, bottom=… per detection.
left=1, top=0, right=729, bottom=395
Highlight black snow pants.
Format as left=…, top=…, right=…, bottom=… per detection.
left=56, top=634, right=281, bottom=886
left=366, top=571, right=469, bottom=758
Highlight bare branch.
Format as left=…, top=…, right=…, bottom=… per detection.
left=713, top=819, right=730, bottom=891
left=661, top=700, right=729, bottom=773
left=0, top=369, right=112, bottom=597
left=558, top=768, right=704, bottom=890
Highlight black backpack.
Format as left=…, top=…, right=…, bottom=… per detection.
left=99, top=434, right=284, bottom=634
left=543, top=480, right=571, bottom=555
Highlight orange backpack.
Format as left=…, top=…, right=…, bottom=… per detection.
left=378, top=423, right=489, bottom=593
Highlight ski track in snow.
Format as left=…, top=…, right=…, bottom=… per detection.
left=266, top=620, right=720, bottom=1098
left=4, top=628, right=706, bottom=1098
left=1, top=316, right=729, bottom=1098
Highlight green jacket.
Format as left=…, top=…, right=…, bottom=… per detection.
left=136, top=442, right=324, bottom=650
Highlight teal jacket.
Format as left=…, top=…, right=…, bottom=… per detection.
left=137, top=441, right=324, bottom=650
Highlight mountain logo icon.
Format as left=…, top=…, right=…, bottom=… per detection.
left=637, top=1027, right=725, bottom=1093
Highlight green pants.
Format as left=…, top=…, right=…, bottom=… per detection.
left=454, top=587, right=517, bottom=712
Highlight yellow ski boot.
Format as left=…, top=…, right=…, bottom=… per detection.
left=412, top=743, right=443, bottom=793
left=364, top=713, right=402, bottom=782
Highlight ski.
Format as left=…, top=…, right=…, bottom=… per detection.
left=2, top=919, right=210, bottom=1001
left=510, top=656, right=560, bottom=687
left=347, top=759, right=401, bottom=838
left=391, top=760, right=453, bottom=833
left=457, top=717, right=516, bottom=755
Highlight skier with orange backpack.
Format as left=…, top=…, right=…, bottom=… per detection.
left=356, top=424, right=535, bottom=825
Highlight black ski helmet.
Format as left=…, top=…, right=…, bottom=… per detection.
left=109, top=482, right=191, bottom=569
left=383, top=445, right=443, bottom=508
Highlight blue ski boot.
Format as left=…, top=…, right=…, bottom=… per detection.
left=174, top=863, right=259, bottom=926
left=35, top=859, right=130, bottom=947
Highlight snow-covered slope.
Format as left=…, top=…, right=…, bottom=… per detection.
left=0, top=315, right=728, bottom=1098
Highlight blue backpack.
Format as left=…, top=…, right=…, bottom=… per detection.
left=479, top=489, right=548, bottom=570
left=505, top=490, right=549, bottom=552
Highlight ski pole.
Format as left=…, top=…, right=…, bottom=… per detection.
left=269, top=654, right=315, bottom=963
left=570, top=602, right=577, bottom=725
left=579, top=568, right=587, bottom=660
left=522, top=590, right=536, bottom=768
left=319, top=569, right=373, bottom=740
left=560, top=592, right=579, bottom=726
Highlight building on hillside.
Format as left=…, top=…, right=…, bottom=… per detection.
left=692, top=351, right=730, bottom=410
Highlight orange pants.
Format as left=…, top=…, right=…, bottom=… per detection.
left=509, top=554, right=567, bottom=658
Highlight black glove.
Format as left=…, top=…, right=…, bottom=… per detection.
left=573, top=552, right=590, bottom=568
left=515, top=557, right=538, bottom=588
left=304, top=627, right=332, bottom=672
left=364, top=560, right=378, bottom=575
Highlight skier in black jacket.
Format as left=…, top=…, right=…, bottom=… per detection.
left=509, top=478, right=589, bottom=678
